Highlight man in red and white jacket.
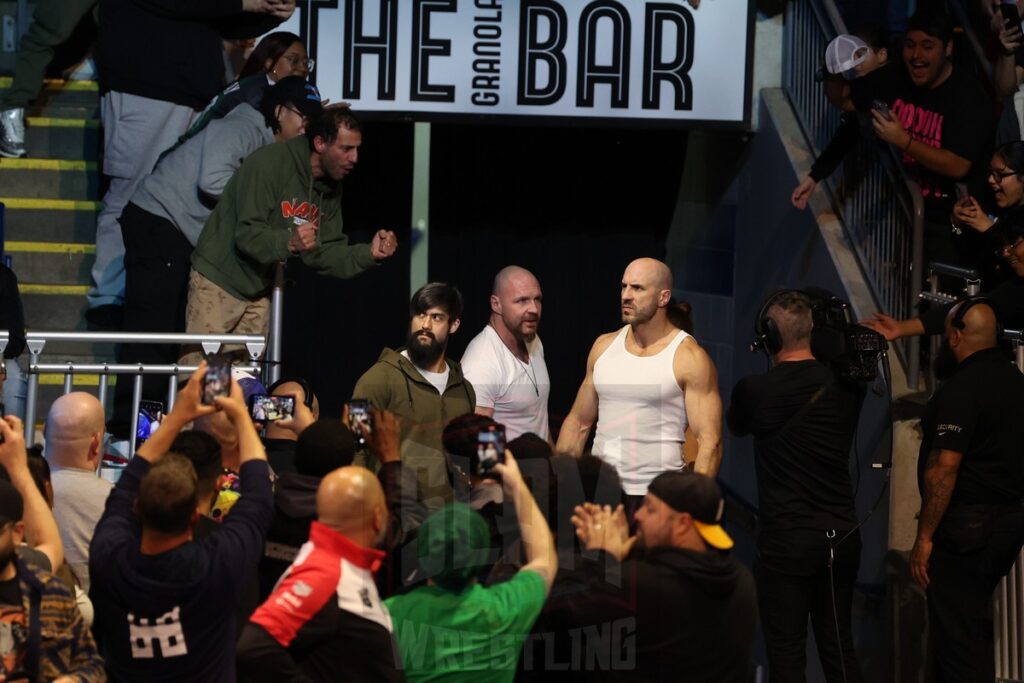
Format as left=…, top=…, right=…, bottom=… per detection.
left=236, top=466, right=404, bottom=682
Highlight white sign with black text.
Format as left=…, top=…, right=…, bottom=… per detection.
left=278, top=0, right=753, bottom=126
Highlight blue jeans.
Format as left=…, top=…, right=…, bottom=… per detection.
left=3, top=357, right=27, bottom=420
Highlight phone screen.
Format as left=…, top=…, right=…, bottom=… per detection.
left=250, top=395, right=295, bottom=422
left=202, top=355, right=231, bottom=405
left=137, top=401, right=164, bottom=446
left=1004, top=0, right=1022, bottom=31
left=347, top=399, right=370, bottom=446
left=476, top=425, right=506, bottom=476
left=871, top=99, right=891, bottom=121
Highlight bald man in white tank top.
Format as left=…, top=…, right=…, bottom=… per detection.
left=556, top=258, right=723, bottom=500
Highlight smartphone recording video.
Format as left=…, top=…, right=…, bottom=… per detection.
left=136, top=401, right=164, bottom=446
left=871, top=99, right=891, bottom=121
left=249, top=395, right=295, bottom=422
left=346, top=399, right=371, bottom=446
left=201, top=355, right=231, bottom=406
left=1003, top=0, right=1022, bottom=33
left=476, top=425, right=506, bottom=477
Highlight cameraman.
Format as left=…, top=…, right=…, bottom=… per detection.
left=726, top=291, right=864, bottom=683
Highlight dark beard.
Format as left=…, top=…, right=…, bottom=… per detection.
left=932, top=340, right=959, bottom=381
left=406, top=330, right=445, bottom=368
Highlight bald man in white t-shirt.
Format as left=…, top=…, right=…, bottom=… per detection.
left=557, top=258, right=723, bottom=503
left=461, top=266, right=551, bottom=441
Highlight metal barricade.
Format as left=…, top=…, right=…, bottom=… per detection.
left=917, top=262, right=982, bottom=394
left=997, top=328, right=1024, bottom=682
left=782, top=0, right=925, bottom=389
left=4, top=331, right=266, bottom=456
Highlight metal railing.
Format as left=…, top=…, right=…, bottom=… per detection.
left=918, top=262, right=983, bottom=394
left=783, top=0, right=925, bottom=389
left=0, top=331, right=266, bottom=456
left=997, top=327, right=1024, bottom=682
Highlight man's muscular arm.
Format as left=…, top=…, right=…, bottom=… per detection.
left=676, top=339, right=723, bottom=476
left=911, top=448, right=962, bottom=588
left=556, top=333, right=616, bottom=457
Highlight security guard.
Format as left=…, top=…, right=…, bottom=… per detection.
left=911, top=297, right=1024, bottom=683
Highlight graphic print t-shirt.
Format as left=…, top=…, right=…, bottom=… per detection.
left=0, top=577, right=26, bottom=677
left=872, top=66, right=993, bottom=222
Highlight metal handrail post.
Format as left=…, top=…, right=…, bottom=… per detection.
left=98, top=372, right=109, bottom=412
left=907, top=186, right=925, bottom=391
left=128, top=373, right=143, bottom=458
left=166, top=373, right=179, bottom=413
left=24, top=353, right=39, bottom=445
left=266, top=262, right=285, bottom=387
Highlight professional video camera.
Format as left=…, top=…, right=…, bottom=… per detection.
left=751, top=287, right=887, bottom=382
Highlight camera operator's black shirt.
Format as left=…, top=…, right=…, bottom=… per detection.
left=919, top=347, right=1024, bottom=506
left=727, top=360, right=862, bottom=533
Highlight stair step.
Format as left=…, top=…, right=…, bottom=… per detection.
left=5, top=241, right=94, bottom=285
left=0, top=197, right=99, bottom=243
left=0, top=78, right=100, bottom=111
left=20, top=290, right=123, bottom=359
left=0, top=159, right=99, bottom=199
left=20, top=289, right=88, bottom=330
left=24, top=117, right=101, bottom=161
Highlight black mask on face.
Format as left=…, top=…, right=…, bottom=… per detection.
left=933, top=338, right=959, bottom=380
left=406, top=329, right=444, bottom=368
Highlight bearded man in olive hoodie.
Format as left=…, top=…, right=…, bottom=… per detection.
left=353, top=283, right=476, bottom=514
left=184, top=108, right=397, bottom=359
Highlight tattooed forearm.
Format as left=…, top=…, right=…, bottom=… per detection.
left=918, top=449, right=961, bottom=540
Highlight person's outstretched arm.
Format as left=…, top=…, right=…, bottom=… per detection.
left=493, top=453, right=557, bottom=595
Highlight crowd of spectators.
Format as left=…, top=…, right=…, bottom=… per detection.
left=0, top=2, right=1021, bottom=681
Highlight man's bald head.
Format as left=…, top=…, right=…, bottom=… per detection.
left=316, top=466, right=387, bottom=547
left=490, top=266, right=543, bottom=342
left=43, top=392, right=106, bottom=470
left=621, top=258, right=673, bottom=326
left=947, top=299, right=1000, bottom=359
left=624, top=258, right=673, bottom=292
left=492, top=266, right=538, bottom=297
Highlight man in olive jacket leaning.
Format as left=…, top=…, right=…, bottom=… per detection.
left=183, top=107, right=397, bottom=361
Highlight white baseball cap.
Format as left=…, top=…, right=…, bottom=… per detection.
left=815, top=34, right=870, bottom=81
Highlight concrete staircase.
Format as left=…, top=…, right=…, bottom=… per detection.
left=0, top=76, right=113, bottom=426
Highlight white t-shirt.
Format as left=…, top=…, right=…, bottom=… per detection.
left=51, top=467, right=114, bottom=591
left=460, top=325, right=550, bottom=441
left=400, top=350, right=450, bottom=394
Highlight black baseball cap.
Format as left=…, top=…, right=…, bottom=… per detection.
left=648, top=471, right=733, bottom=549
left=0, top=480, right=23, bottom=526
left=267, top=76, right=323, bottom=119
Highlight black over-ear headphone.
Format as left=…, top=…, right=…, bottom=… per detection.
left=267, top=376, right=315, bottom=409
left=751, top=289, right=809, bottom=356
left=949, top=296, right=1003, bottom=339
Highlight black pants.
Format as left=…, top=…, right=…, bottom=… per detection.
left=109, top=202, right=193, bottom=439
left=927, top=507, right=1024, bottom=683
left=756, top=529, right=863, bottom=683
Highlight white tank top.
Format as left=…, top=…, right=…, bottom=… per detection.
left=592, top=326, right=690, bottom=495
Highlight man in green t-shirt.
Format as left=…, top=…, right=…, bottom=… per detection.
left=385, top=451, right=556, bottom=682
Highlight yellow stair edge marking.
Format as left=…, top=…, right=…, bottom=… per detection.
left=25, top=117, right=99, bottom=128
left=18, top=284, right=89, bottom=295
left=5, top=241, right=96, bottom=255
left=0, top=77, right=98, bottom=91
left=0, top=159, right=95, bottom=171
left=0, top=198, right=101, bottom=211
left=39, top=374, right=118, bottom=387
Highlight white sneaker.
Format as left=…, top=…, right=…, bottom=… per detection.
left=0, top=108, right=26, bottom=158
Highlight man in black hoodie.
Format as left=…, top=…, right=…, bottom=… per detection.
left=571, top=471, right=757, bottom=683
left=89, top=365, right=273, bottom=682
